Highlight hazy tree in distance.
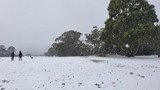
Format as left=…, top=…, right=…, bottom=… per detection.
left=7, top=46, right=16, bottom=53
left=48, top=43, right=58, bottom=56
left=0, top=45, right=5, bottom=51
left=100, top=0, right=159, bottom=57
left=48, top=30, right=90, bottom=56
left=0, top=45, right=6, bottom=56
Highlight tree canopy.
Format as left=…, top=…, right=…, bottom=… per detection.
left=0, top=45, right=16, bottom=57
left=48, top=30, right=90, bottom=56
left=85, top=26, right=106, bottom=55
left=101, top=0, right=159, bottom=56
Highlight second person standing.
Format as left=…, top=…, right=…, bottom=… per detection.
left=18, top=51, right=23, bottom=61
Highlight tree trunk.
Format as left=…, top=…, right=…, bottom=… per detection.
left=157, top=48, right=160, bottom=58
left=158, top=52, right=160, bottom=58
left=125, top=48, right=134, bottom=57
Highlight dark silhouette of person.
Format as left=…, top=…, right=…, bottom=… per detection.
left=11, top=52, right=15, bottom=61
left=18, top=51, right=23, bottom=61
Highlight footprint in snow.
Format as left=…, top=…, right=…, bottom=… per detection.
left=130, top=72, right=133, bottom=75
left=61, top=83, right=66, bottom=88
left=112, top=82, right=115, bottom=84
left=0, top=88, right=5, bottom=90
left=95, top=84, right=101, bottom=88
left=140, top=76, right=145, bottom=78
left=78, top=82, right=82, bottom=86
left=2, top=80, right=9, bottom=83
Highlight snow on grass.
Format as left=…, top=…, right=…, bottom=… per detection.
left=0, top=56, right=160, bottom=90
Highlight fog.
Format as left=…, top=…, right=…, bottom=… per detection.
left=0, top=0, right=159, bottom=55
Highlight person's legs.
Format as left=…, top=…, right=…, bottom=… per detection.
left=11, top=57, right=13, bottom=61
left=20, top=57, right=22, bottom=61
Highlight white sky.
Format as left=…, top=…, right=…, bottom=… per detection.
left=0, top=0, right=159, bottom=55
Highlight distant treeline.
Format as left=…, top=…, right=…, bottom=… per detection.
left=0, top=45, right=16, bottom=57
left=46, top=27, right=106, bottom=56
left=47, top=0, right=160, bottom=57
left=46, top=26, right=159, bottom=57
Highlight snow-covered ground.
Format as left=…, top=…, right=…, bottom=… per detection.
left=0, top=56, right=160, bottom=90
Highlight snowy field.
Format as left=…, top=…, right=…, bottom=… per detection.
left=0, top=56, right=160, bottom=90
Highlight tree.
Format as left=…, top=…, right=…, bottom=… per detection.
left=136, top=44, right=155, bottom=55
left=0, top=45, right=17, bottom=57
left=0, top=45, right=5, bottom=51
left=48, top=30, right=90, bottom=56
left=48, top=43, right=58, bottom=56
left=0, top=45, right=6, bottom=56
left=85, top=26, right=106, bottom=54
left=0, top=45, right=9, bottom=57
left=100, top=0, right=159, bottom=56
left=7, top=46, right=16, bottom=53
left=150, top=25, right=160, bottom=57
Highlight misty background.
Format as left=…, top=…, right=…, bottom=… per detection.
left=0, top=0, right=159, bottom=55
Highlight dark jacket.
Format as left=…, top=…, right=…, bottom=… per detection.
left=19, top=52, right=23, bottom=57
left=11, top=52, right=15, bottom=57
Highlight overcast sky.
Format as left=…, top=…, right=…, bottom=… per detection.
left=0, top=0, right=159, bottom=55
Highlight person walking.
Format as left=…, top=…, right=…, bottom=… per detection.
left=11, top=52, right=15, bottom=61
left=18, top=51, right=23, bottom=61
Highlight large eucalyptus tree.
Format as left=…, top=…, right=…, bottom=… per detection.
left=101, top=0, right=159, bottom=56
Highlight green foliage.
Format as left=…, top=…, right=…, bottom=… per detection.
left=135, top=44, right=155, bottom=55
left=48, top=43, right=58, bottom=56
left=151, top=25, right=160, bottom=53
left=85, top=26, right=106, bottom=54
left=101, top=0, right=159, bottom=56
left=48, top=30, right=91, bottom=56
